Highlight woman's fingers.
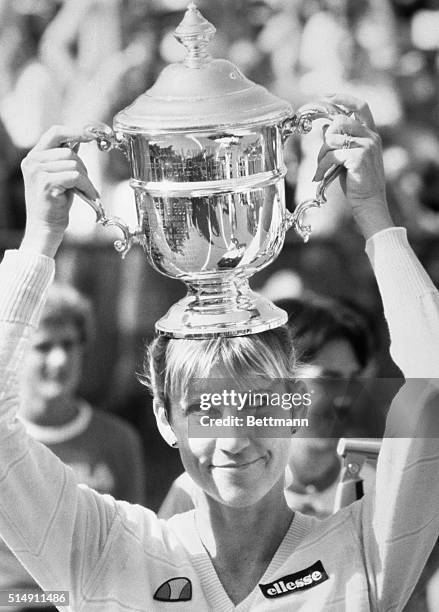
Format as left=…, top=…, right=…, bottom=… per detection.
left=313, top=136, right=385, bottom=205
left=23, top=131, right=98, bottom=201
left=29, top=147, right=85, bottom=162
left=315, top=116, right=375, bottom=179
left=41, top=169, right=99, bottom=202
left=323, top=133, right=369, bottom=151
left=314, top=149, right=358, bottom=183
left=40, top=158, right=89, bottom=179
left=312, top=96, right=391, bottom=239
left=312, top=109, right=385, bottom=195
left=32, top=125, right=94, bottom=152
left=326, top=117, right=371, bottom=139
left=20, top=125, right=100, bottom=257
left=315, top=135, right=373, bottom=182
left=323, top=94, right=376, bottom=130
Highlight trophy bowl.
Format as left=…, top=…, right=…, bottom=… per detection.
left=77, top=3, right=350, bottom=338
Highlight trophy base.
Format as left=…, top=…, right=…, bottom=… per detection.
left=155, top=278, right=288, bottom=338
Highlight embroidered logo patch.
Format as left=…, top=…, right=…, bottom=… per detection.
left=153, top=577, right=192, bottom=602
left=259, top=560, right=329, bottom=599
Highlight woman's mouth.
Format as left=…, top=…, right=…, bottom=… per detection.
left=211, top=456, right=266, bottom=470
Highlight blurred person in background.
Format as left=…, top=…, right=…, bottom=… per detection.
left=19, top=283, right=146, bottom=503
left=258, top=0, right=401, bottom=121
left=383, top=126, right=439, bottom=240
left=0, top=117, right=23, bottom=231
left=37, top=0, right=157, bottom=241
left=277, top=294, right=380, bottom=518
left=0, top=282, right=146, bottom=612
left=0, top=0, right=62, bottom=150
left=0, top=0, right=61, bottom=235
left=281, top=0, right=402, bottom=238
left=0, top=0, right=157, bottom=239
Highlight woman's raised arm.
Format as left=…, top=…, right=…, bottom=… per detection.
left=318, top=95, right=439, bottom=610
left=0, top=127, right=116, bottom=608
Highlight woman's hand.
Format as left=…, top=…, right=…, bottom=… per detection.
left=314, top=94, right=394, bottom=240
left=20, top=126, right=99, bottom=258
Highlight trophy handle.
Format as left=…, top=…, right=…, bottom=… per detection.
left=281, top=102, right=352, bottom=243
left=71, top=188, right=139, bottom=259
left=66, top=122, right=140, bottom=258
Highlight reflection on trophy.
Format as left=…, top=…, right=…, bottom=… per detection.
left=77, top=3, right=350, bottom=338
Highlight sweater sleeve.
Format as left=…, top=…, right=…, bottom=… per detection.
left=365, top=227, right=439, bottom=378
left=0, top=250, right=119, bottom=611
left=357, top=228, right=439, bottom=611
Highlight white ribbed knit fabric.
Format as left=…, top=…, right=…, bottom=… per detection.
left=0, top=228, right=438, bottom=612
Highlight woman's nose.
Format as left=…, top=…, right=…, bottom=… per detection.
left=215, top=434, right=251, bottom=454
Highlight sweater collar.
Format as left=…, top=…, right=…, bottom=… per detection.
left=169, top=509, right=314, bottom=611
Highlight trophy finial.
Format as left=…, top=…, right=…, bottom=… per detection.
left=174, top=3, right=216, bottom=68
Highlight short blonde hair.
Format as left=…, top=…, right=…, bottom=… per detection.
left=140, top=327, right=296, bottom=415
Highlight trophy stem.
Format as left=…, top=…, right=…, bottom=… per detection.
left=155, top=276, right=287, bottom=338
left=187, top=277, right=252, bottom=312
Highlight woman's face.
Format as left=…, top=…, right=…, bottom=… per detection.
left=168, top=367, right=292, bottom=508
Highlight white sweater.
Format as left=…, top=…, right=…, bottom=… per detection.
left=0, top=228, right=438, bottom=612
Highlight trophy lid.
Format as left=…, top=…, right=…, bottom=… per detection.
left=114, top=3, right=292, bottom=133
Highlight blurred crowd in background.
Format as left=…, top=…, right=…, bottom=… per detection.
left=1, top=0, right=439, bottom=509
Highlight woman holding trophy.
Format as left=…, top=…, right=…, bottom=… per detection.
left=0, top=88, right=438, bottom=611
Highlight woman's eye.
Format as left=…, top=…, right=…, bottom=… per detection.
left=35, top=342, right=51, bottom=353
left=186, top=404, right=222, bottom=418
left=186, top=403, right=204, bottom=415
left=205, top=406, right=222, bottom=418
left=246, top=398, right=269, bottom=410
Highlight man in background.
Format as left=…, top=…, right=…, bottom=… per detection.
left=279, top=293, right=381, bottom=517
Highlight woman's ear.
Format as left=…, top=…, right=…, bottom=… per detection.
left=153, top=399, right=178, bottom=448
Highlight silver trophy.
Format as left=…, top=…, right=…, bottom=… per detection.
left=78, top=3, right=350, bottom=338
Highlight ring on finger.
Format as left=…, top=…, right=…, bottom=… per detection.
left=49, top=186, right=66, bottom=198
left=342, top=134, right=353, bottom=150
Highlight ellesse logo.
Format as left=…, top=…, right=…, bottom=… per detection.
left=259, top=561, right=329, bottom=599
left=153, top=577, right=192, bottom=602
